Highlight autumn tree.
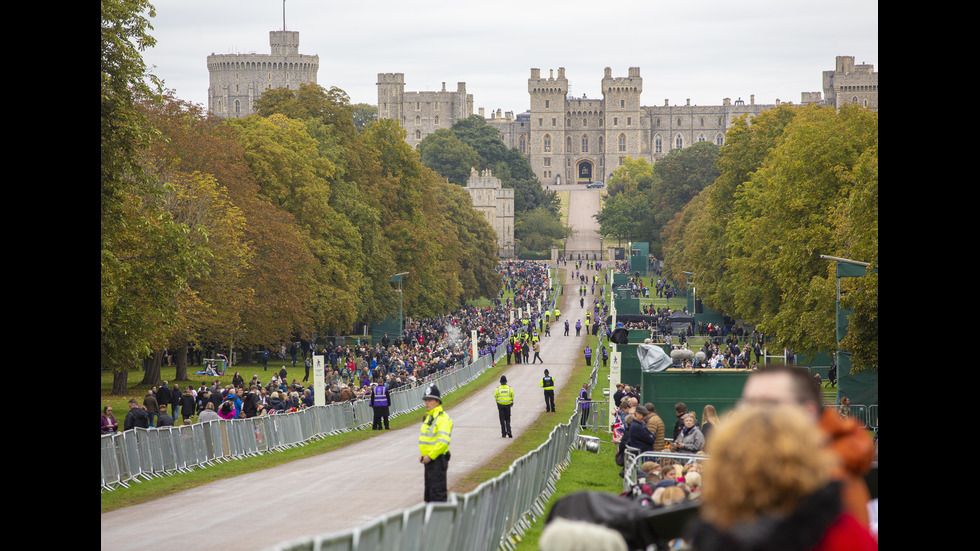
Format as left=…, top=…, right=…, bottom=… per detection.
left=102, top=0, right=211, bottom=393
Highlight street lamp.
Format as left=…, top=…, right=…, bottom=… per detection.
left=391, top=272, right=409, bottom=337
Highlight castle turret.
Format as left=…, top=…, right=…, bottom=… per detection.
left=207, top=30, right=318, bottom=119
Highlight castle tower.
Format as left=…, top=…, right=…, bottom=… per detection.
left=377, top=73, right=406, bottom=125
left=463, top=168, right=515, bottom=257
left=377, top=75, right=473, bottom=148
left=822, top=56, right=878, bottom=110
left=601, top=67, right=644, bottom=172
left=527, top=68, right=569, bottom=185
left=207, top=30, right=319, bottom=119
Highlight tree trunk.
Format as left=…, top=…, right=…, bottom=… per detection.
left=140, top=350, right=163, bottom=386
left=175, top=341, right=189, bottom=381
left=111, top=369, right=129, bottom=395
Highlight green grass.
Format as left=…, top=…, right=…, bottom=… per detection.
left=555, top=190, right=570, bottom=225
left=512, top=439, right=624, bottom=550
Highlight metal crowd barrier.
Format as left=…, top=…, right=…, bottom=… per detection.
left=271, top=409, right=581, bottom=551
left=622, top=450, right=710, bottom=493
left=101, top=341, right=510, bottom=492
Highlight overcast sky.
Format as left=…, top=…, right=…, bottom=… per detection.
left=142, top=0, right=878, bottom=114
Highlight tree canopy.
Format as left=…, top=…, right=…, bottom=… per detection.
left=662, top=104, right=878, bottom=371
left=101, top=8, right=502, bottom=391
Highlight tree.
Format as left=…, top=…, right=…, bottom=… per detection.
left=515, top=207, right=573, bottom=252
left=103, top=0, right=209, bottom=393
left=725, top=104, right=878, bottom=360
left=229, top=113, right=364, bottom=334
left=418, top=129, right=483, bottom=185
left=352, top=103, right=378, bottom=131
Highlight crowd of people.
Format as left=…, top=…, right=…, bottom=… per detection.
left=102, top=260, right=554, bottom=432
left=569, top=365, right=878, bottom=550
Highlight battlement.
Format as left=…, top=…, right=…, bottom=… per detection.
left=377, top=73, right=406, bottom=84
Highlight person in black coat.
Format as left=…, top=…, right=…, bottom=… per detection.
left=179, top=390, right=196, bottom=424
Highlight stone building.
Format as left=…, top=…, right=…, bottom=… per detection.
left=822, top=56, right=878, bottom=110
left=381, top=56, right=877, bottom=187
left=377, top=74, right=474, bottom=149
left=484, top=66, right=784, bottom=186
left=207, top=30, right=319, bottom=119
left=463, top=168, right=515, bottom=258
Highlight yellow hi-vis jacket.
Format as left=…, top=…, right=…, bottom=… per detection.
left=540, top=376, right=555, bottom=390
left=494, top=385, right=514, bottom=405
left=419, top=405, right=452, bottom=460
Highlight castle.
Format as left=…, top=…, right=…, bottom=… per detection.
left=207, top=30, right=319, bottom=119
left=378, top=56, right=877, bottom=186
left=463, top=168, right=515, bottom=257
left=377, top=74, right=474, bottom=149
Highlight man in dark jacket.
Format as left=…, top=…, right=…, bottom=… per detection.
left=123, top=399, right=150, bottom=431
left=156, top=382, right=173, bottom=417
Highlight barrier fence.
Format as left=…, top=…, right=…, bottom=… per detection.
left=621, top=449, right=710, bottom=494
left=271, top=409, right=581, bottom=551
left=102, top=342, right=508, bottom=491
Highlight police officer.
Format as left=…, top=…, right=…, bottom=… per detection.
left=419, top=384, right=453, bottom=502
left=494, top=376, right=514, bottom=438
left=370, top=382, right=391, bottom=430
left=540, top=369, right=556, bottom=412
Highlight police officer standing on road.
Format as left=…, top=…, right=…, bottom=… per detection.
left=540, top=369, right=556, bottom=412
left=419, top=384, right=453, bottom=502
left=494, top=376, right=514, bottom=438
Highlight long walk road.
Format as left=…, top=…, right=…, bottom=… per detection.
left=100, top=187, right=604, bottom=551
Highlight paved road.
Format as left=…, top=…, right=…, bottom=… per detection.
left=564, top=187, right=603, bottom=254
left=101, top=272, right=604, bottom=550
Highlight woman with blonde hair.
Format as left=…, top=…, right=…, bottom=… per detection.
left=686, top=404, right=876, bottom=550
left=701, top=404, right=721, bottom=445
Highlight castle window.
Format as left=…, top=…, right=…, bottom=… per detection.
left=656, top=118, right=661, bottom=127
left=715, top=134, right=724, bottom=146
left=655, top=135, right=662, bottom=154
left=416, top=115, right=421, bottom=125
left=416, top=102, right=420, bottom=110
left=697, top=133, right=706, bottom=142
left=583, top=118, right=588, bottom=127
left=618, top=134, right=627, bottom=152
left=677, top=118, right=682, bottom=126
left=543, top=134, right=552, bottom=153
left=613, top=117, right=618, bottom=126
left=627, top=117, right=632, bottom=126
left=582, top=135, right=589, bottom=153
left=416, top=130, right=421, bottom=140
left=434, top=116, right=439, bottom=125
left=598, top=118, right=603, bottom=127
left=566, top=136, right=573, bottom=152
left=519, top=135, right=527, bottom=154
left=598, top=136, right=604, bottom=153
left=700, top=117, right=705, bottom=126
left=620, top=100, right=625, bottom=108
left=539, top=118, right=543, bottom=127
left=553, top=118, right=557, bottom=127
left=545, top=100, right=550, bottom=108
left=544, top=157, right=551, bottom=167
left=675, top=134, right=683, bottom=149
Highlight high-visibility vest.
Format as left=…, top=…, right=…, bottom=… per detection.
left=495, top=385, right=514, bottom=405
left=540, top=376, right=555, bottom=390
left=372, top=385, right=389, bottom=407
left=419, top=405, right=452, bottom=459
